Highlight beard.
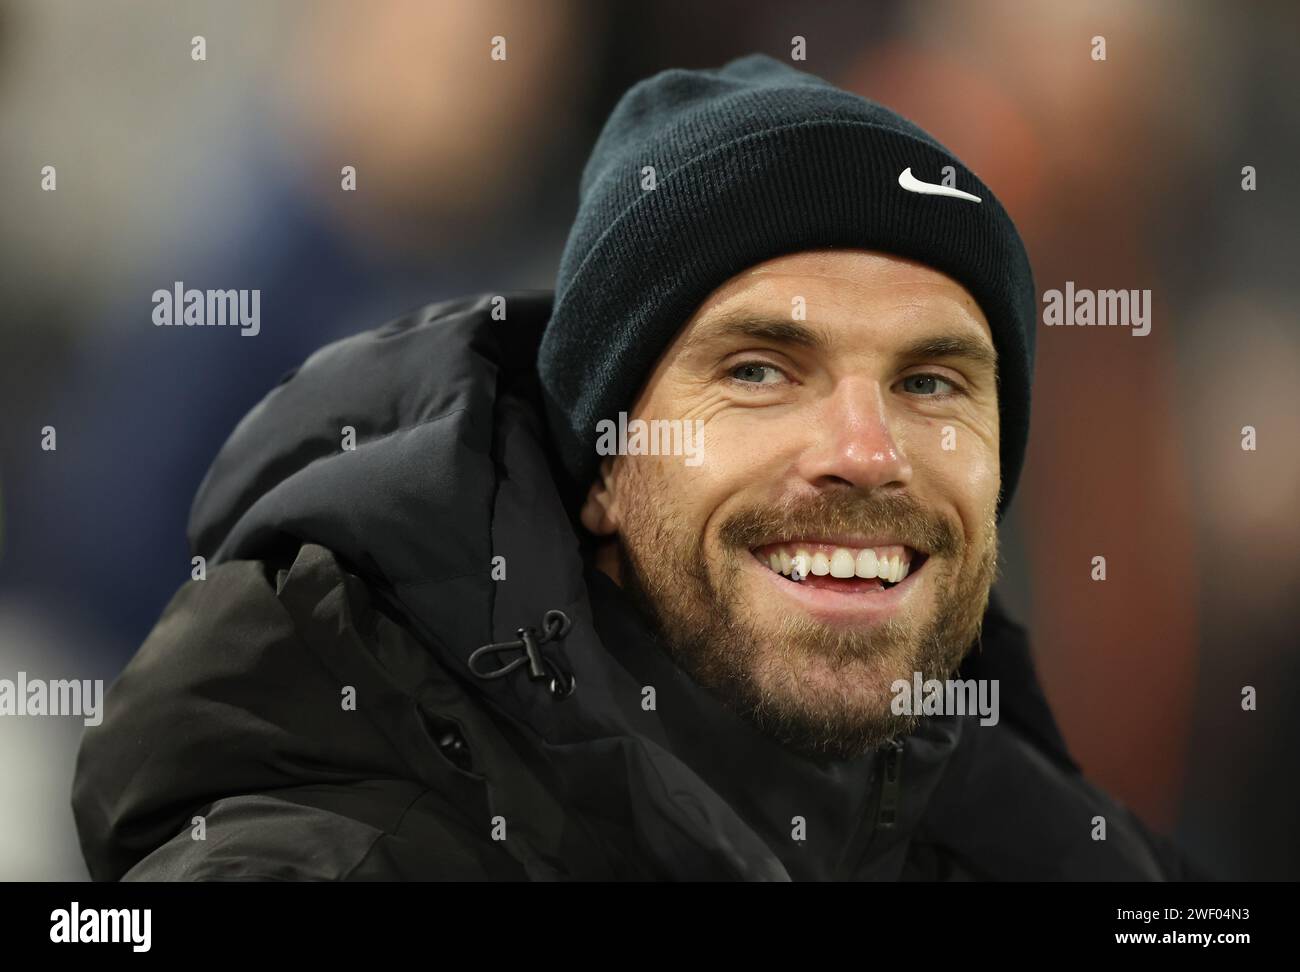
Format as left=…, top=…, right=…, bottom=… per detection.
left=610, top=464, right=999, bottom=761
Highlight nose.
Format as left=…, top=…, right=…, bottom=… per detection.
left=794, top=376, right=913, bottom=493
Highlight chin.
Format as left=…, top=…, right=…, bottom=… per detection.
left=750, top=640, right=912, bottom=706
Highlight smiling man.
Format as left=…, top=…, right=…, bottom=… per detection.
left=73, top=54, right=1200, bottom=881
left=579, top=250, right=1002, bottom=759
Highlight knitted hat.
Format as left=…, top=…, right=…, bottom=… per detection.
left=538, top=53, right=1036, bottom=518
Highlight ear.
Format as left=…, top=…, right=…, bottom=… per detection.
left=579, top=457, right=619, bottom=536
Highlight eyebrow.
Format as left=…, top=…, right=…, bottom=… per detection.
left=897, top=334, right=998, bottom=371
left=681, top=315, right=831, bottom=355
left=682, top=313, right=998, bottom=371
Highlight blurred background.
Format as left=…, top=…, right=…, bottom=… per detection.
left=1, top=0, right=1296, bottom=880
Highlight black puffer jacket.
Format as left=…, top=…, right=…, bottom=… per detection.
left=71, top=293, right=1199, bottom=880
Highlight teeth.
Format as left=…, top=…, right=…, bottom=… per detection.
left=829, top=549, right=856, bottom=578
left=762, top=542, right=915, bottom=584
left=855, top=549, right=878, bottom=579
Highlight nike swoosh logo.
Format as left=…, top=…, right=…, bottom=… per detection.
left=897, top=167, right=982, bottom=204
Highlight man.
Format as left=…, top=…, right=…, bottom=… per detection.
left=73, top=54, right=1197, bottom=880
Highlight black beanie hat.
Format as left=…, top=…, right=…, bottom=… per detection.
left=538, top=53, right=1036, bottom=518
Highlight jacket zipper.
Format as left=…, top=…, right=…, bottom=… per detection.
left=875, top=737, right=904, bottom=830
left=835, top=736, right=905, bottom=878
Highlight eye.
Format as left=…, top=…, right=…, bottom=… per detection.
left=728, top=361, right=787, bottom=387
left=900, top=373, right=958, bottom=396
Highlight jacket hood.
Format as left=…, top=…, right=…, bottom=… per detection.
left=159, top=290, right=1077, bottom=878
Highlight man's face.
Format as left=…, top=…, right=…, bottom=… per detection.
left=581, top=250, right=1002, bottom=759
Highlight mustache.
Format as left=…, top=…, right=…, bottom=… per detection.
left=718, top=491, right=963, bottom=558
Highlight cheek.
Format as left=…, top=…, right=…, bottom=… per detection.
left=630, top=422, right=778, bottom=544
left=694, top=416, right=793, bottom=502
left=902, top=420, right=1001, bottom=520
left=618, top=452, right=716, bottom=536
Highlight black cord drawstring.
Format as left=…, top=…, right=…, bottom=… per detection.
left=468, top=609, right=576, bottom=699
